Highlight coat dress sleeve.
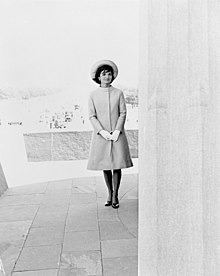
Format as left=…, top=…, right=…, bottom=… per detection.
left=88, top=95, right=103, bottom=134
left=115, top=91, right=127, bottom=132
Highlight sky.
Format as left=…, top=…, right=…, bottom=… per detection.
left=0, top=0, right=139, bottom=98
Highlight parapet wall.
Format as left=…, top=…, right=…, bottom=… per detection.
left=0, top=162, right=8, bottom=196
left=23, top=130, right=138, bottom=162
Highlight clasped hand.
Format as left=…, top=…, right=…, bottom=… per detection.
left=99, top=130, right=120, bottom=142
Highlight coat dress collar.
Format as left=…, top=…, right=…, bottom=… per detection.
left=98, top=85, right=114, bottom=92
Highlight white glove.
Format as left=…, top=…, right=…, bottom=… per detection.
left=99, top=130, right=112, bottom=140
left=111, top=130, right=120, bottom=142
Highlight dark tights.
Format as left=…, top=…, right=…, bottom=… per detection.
left=103, top=169, right=122, bottom=203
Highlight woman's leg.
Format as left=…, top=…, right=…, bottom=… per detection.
left=112, top=169, right=122, bottom=208
left=103, top=170, right=113, bottom=204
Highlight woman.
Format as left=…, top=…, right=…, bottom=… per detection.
left=87, top=60, right=133, bottom=208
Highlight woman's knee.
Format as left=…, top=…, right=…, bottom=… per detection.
left=113, top=169, right=121, bottom=174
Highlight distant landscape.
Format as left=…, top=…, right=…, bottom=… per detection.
left=0, top=87, right=62, bottom=100
left=0, top=85, right=138, bottom=101
left=0, top=85, right=138, bottom=132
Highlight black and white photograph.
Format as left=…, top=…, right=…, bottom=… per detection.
left=1, top=0, right=220, bottom=275
left=0, top=0, right=138, bottom=275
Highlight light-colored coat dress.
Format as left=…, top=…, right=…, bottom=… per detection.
left=87, top=85, right=133, bottom=170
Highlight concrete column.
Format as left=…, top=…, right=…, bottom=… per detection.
left=0, top=162, right=8, bottom=196
left=139, top=0, right=220, bottom=275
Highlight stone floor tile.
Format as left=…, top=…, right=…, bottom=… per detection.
left=94, top=183, right=107, bottom=198
left=0, top=221, right=32, bottom=243
left=95, top=190, right=107, bottom=197
left=32, top=220, right=66, bottom=229
left=42, top=191, right=71, bottom=199
left=63, top=231, right=100, bottom=252
left=35, top=209, right=68, bottom=217
left=96, top=197, right=107, bottom=204
left=59, top=251, right=102, bottom=276
left=5, top=183, right=47, bottom=196
left=97, top=204, right=120, bottom=222
left=118, top=200, right=138, bottom=229
left=103, top=256, right=138, bottom=276
left=72, top=177, right=96, bottom=186
left=66, top=208, right=98, bottom=232
left=44, top=189, right=71, bottom=195
left=12, top=269, right=58, bottom=276
left=99, top=221, right=134, bottom=241
left=72, top=184, right=96, bottom=194
left=120, top=187, right=138, bottom=200
left=32, top=211, right=67, bottom=228
left=118, top=199, right=138, bottom=211
left=119, top=184, right=137, bottom=196
left=69, top=193, right=96, bottom=205
left=121, top=173, right=138, bottom=182
left=0, top=194, right=44, bottom=206
left=24, top=227, right=64, bottom=247
left=43, top=189, right=70, bottom=198
left=95, top=178, right=105, bottom=186
left=43, top=189, right=70, bottom=196
left=38, top=204, right=69, bottom=213
left=68, top=203, right=97, bottom=214
left=128, top=227, right=138, bottom=238
left=65, top=216, right=98, bottom=232
left=0, top=241, right=23, bottom=276
left=47, top=179, right=72, bottom=191
left=58, top=269, right=101, bottom=275
left=67, top=204, right=98, bottom=226
left=40, top=198, right=70, bottom=208
left=0, top=175, right=138, bottom=275
left=14, top=245, right=61, bottom=271
left=37, top=207, right=68, bottom=216
left=94, top=176, right=104, bottom=184
left=0, top=205, right=38, bottom=222
left=101, top=239, right=138, bottom=258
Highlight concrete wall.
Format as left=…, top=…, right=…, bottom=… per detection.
left=0, top=162, right=8, bottom=196
left=139, top=0, right=220, bottom=275
left=23, top=130, right=138, bottom=162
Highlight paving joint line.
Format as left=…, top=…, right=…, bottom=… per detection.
left=57, top=178, right=73, bottom=275
left=12, top=268, right=58, bottom=274
left=117, top=186, right=138, bottom=239
left=10, top=181, right=51, bottom=275
left=119, top=185, right=137, bottom=201
left=96, top=179, right=104, bottom=276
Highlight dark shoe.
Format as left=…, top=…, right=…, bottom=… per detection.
left=112, top=202, right=119, bottom=209
left=105, top=192, right=113, bottom=206
left=112, top=193, right=119, bottom=209
left=105, top=200, right=112, bottom=206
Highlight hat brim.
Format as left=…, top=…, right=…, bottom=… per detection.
left=90, top=60, right=118, bottom=83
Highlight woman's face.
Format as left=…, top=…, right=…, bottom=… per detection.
left=98, top=70, right=113, bottom=86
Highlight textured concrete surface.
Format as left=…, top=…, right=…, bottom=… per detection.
left=23, top=130, right=138, bottom=162
left=0, top=174, right=138, bottom=276
left=139, top=0, right=220, bottom=275
left=0, top=162, right=8, bottom=196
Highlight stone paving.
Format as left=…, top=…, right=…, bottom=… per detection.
left=0, top=174, right=138, bottom=276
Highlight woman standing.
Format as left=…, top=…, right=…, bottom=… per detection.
left=87, top=60, right=133, bottom=208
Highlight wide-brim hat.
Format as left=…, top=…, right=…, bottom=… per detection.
left=90, top=60, right=118, bottom=83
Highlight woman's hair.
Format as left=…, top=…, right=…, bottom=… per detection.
left=94, top=64, right=114, bottom=84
